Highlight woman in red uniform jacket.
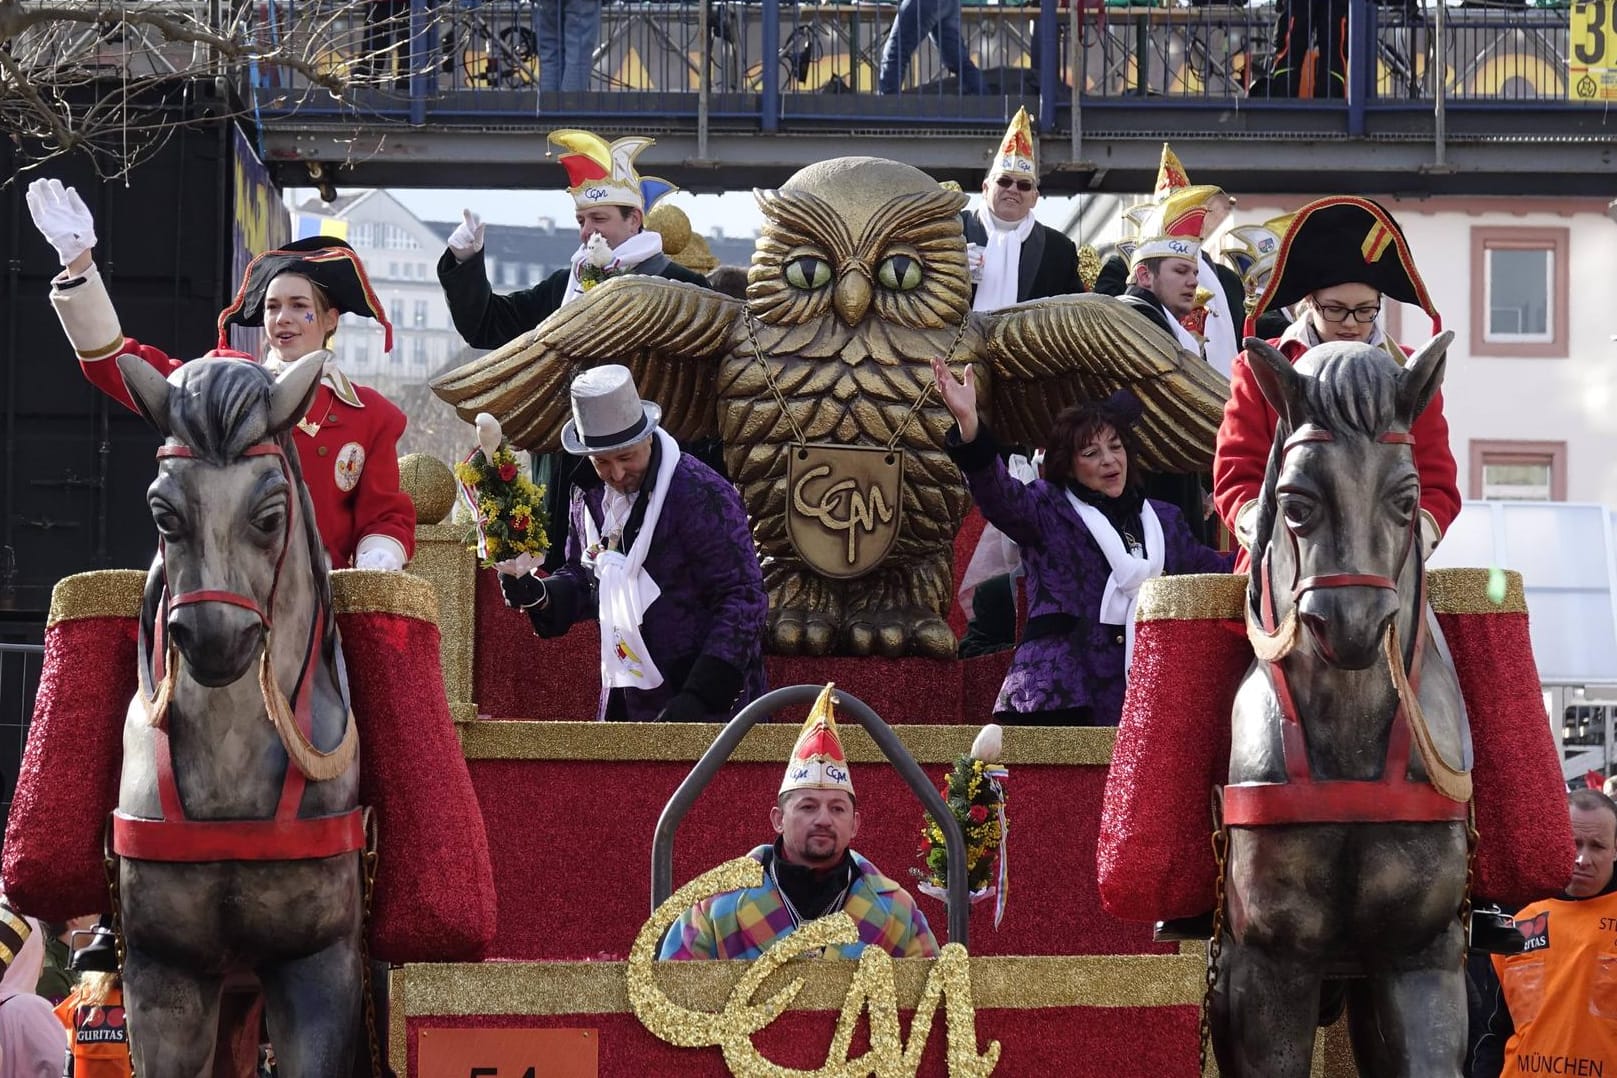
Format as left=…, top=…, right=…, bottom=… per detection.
left=28, top=178, right=415, bottom=571
left=1213, top=196, right=1460, bottom=572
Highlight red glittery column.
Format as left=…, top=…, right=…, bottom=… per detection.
left=1099, top=614, right=1248, bottom=922
left=338, top=608, right=497, bottom=961
left=2, top=614, right=134, bottom=921
left=1438, top=609, right=1573, bottom=904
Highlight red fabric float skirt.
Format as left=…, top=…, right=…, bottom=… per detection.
left=2, top=569, right=496, bottom=963
left=1098, top=569, right=1573, bottom=922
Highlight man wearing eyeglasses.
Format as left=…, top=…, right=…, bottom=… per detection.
left=960, top=109, right=1087, bottom=313
left=1213, top=196, right=1460, bottom=572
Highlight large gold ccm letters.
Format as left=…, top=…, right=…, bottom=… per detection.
left=628, top=857, right=1001, bottom=1077
left=786, top=445, right=904, bottom=581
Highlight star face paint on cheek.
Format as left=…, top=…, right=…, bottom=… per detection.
left=304, top=312, right=316, bottom=323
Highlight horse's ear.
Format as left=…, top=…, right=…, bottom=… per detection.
left=1243, top=337, right=1305, bottom=427
left=268, top=351, right=328, bottom=436
left=1398, top=330, right=1453, bottom=424
left=116, top=354, right=174, bottom=437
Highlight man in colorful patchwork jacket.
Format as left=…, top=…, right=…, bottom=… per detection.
left=659, top=685, right=940, bottom=960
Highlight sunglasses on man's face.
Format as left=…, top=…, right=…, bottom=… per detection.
left=995, top=177, right=1035, bottom=192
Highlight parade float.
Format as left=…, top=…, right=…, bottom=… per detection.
left=0, top=141, right=1576, bottom=1076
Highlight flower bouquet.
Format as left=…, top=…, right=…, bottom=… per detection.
left=577, top=234, right=622, bottom=292
left=453, top=413, right=549, bottom=575
left=913, top=724, right=1010, bottom=927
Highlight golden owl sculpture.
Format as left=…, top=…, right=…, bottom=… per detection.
left=431, top=157, right=1228, bottom=659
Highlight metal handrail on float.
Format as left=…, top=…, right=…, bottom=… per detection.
left=650, top=683, right=972, bottom=947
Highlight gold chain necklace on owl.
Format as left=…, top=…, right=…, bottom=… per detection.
left=742, top=309, right=971, bottom=582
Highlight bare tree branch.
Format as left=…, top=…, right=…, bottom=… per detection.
left=0, top=0, right=454, bottom=180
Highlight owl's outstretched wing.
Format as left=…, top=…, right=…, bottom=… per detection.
left=430, top=276, right=742, bottom=451
left=982, top=294, right=1230, bottom=473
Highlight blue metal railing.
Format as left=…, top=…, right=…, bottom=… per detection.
left=240, top=0, right=1591, bottom=132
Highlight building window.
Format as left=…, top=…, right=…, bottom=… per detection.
left=413, top=300, right=428, bottom=328
left=1469, top=227, right=1569, bottom=358
left=350, top=223, right=375, bottom=248
left=412, top=338, right=428, bottom=365
left=1468, top=439, right=1567, bottom=501
left=389, top=298, right=404, bottom=328
left=383, top=224, right=420, bottom=251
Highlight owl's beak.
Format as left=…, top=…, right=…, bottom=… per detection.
left=832, top=268, right=872, bottom=326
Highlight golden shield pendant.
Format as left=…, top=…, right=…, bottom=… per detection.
left=786, top=443, right=903, bottom=580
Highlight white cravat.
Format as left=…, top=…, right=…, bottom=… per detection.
left=972, top=206, right=1037, bottom=313
left=562, top=229, right=667, bottom=308
left=582, top=428, right=681, bottom=691
left=1064, top=492, right=1165, bottom=675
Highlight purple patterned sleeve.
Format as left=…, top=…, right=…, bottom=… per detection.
left=1154, top=500, right=1237, bottom=575
left=670, top=464, right=768, bottom=674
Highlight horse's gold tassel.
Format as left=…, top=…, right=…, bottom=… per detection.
left=1246, top=609, right=1299, bottom=662
left=258, top=650, right=358, bottom=783
left=1386, top=624, right=1472, bottom=803
left=143, top=643, right=178, bottom=731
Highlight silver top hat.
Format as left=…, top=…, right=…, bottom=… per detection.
left=560, top=364, right=662, bottom=456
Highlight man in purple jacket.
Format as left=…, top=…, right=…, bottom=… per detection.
left=499, top=365, right=767, bottom=722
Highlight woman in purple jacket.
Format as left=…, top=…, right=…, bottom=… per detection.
left=932, top=357, right=1233, bottom=725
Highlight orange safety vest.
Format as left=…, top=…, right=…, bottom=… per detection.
left=1492, top=889, right=1617, bottom=1074
left=53, top=984, right=133, bottom=1078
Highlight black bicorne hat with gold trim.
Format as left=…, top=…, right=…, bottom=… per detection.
left=1246, top=196, right=1439, bottom=337
left=217, top=235, right=393, bottom=353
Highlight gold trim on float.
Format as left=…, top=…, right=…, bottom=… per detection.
left=47, top=569, right=146, bottom=626
left=455, top=721, right=1116, bottom=766
left=1135, top=574, right=1246, bottom=623
left=1427, top=567, right=1526, bottom=616
left=330, top=569, right=440, bottom=622
left=1134, top=567, right=1530, bottom=623
left=399, top=953, right=1203, bottom=1017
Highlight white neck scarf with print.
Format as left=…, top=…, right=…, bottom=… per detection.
left=582, top=427, right=680, bottom=691
left=1064, top=491, right=1164, bottom=676
left=563, top=230, right=666, bottom=308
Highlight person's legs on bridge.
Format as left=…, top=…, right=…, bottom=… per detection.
left=932, top=1, right=985, bottom=93
left=878, top=0, right=946, bottom=93
left=537, top=0, right=565, bottom=91
left=560, top=0, right=602, bottom=91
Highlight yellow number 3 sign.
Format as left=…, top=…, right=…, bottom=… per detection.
left=1570, top=0, right=1617, bottom=99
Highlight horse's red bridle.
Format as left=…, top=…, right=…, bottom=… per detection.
left=112, top=439, right=364, bottom=863
left=153, top=442, right=293, bottom=628
left=1271, top=424, right=1418, bottom=604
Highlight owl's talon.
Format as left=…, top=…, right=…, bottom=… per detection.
left=803, top=619, right=836, bottom=656
left=911, top=617, right=958, bottom=660
left=874, top=622, right=907, bottom=658
left=770, top=611, right=806, bottom=655
left=843, top=620, right=876, bottom=656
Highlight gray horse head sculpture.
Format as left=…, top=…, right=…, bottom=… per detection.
left=111, top=352, right=367, bottom=1077
left=1245, top=333, right=1449, bottom=669
left=1214, top=331, right=1476, bottom=1076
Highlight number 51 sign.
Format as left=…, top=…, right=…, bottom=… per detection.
left=416, top=1027, right=598, bottom=1077
left=1570, top=0, right=1617, bottom=99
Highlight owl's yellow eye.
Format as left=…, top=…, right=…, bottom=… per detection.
left=877, top=255, right=923, bottom=291
left=784, top=256, right=832, bottom=290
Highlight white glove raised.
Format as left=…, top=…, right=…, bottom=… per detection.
left=447, top=209, right=485, bottom=263
left=26, top=178, right=97, bottom=267
left=965, top=242, right=986, bottom=284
